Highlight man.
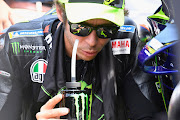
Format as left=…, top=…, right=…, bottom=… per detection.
left=0, top=0, right=158, bottom=120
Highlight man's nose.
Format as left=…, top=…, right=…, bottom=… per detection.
left=86, top=30, right=98, bottom=47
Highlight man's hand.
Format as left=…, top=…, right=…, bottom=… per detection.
left=0, top=0, right=15, bottom=31
left=36, top=94, right=69, bottom=120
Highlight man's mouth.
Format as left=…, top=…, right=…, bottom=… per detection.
left=82, top=50, right=98, bottom=57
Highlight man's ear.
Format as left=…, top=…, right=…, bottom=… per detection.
left=56, top=4, right=64, bottom=22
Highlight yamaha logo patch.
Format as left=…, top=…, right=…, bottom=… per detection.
left=111, top=38, right=131, bottom=55
left=30, top=59, right=47, bottom=83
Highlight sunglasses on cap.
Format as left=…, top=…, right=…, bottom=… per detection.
left=68, top=21, right=119, bottom=39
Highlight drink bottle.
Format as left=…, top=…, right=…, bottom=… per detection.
left=60, top=39, right=89, bottom=120
left=60, top=82, right=88, bottom=120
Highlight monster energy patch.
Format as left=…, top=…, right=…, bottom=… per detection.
left=11, top=42, right=46, bottom=56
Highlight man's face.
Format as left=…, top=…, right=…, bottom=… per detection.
left=64, top=19, right=112, bottom=61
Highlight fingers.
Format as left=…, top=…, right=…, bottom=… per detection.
left=36, top=94, right=69, bottom=120
left=41, top=94, right=63, bottom=111
left=36, top=108, right=69, bottom=119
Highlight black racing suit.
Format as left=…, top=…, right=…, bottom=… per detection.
left=0, top=10, right=157, bottom=120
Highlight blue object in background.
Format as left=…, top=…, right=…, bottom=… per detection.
left=138, top=23, right=179, bottom=75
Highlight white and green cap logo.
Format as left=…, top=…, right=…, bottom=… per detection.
left=30, top=59, right=48, bottom=83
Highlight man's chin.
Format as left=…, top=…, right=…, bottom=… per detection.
left=77, top=55, right=96, bottom=61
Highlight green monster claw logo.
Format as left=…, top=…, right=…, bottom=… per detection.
left=68, top=92, right=88, bottom=120
left=11, top=42, right=20, bottom=55
left=73, top=93, right=88, bottom=120
left=103, top=0, right=115, bottom=5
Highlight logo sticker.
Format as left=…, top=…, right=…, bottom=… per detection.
left=11, top=42, right=46, bottom=55
left=44, top=34, right=52, bottom=50
left=30, top=59, right=48, bottom=83
left=8, top=29, right=43, bottom=39
left=43, top=25, right=50, bottom=33
left=111, top=38, right=131, bottom=55
left=148, top=38, right=163, bottom=50
left=119, top=25, right=135, bottom=33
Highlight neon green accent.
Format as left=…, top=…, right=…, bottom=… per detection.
left=103, top=0, right=115, bottom=5
left=122, top=0, right=125, bottom=9
left=58, top=0, right=68, bottom=3
left=70, top=93, right=88, bottom=120
left=11, top=43, right=15, bottom=53
left=41, top=85, right=53, bottom=98
left=79, top=81, right=92, bottom=119
left=80, top=81, right=92, bottom=90
left=157, top=75, right=168, bottom=113
left=86, top=84, right=92, bottom=89
left=45, top=8, right=57, bottom=15
left=80, top=93, right=87, bottom=120
left=155, top=82, right=162, bottom=93
left=148, top=8, right=170, bottom=22
left=101, top=31, right=107, bottom=37
left=155, top=56, right=168, bottom=113
left=79, top=81, right=93, bottom=119
left=17, top=42, right=20, bottom=54
left=11, top=42, right=20, bottom=55
left=57, top=86, right=66, bottom=95
left=73, top=94, right=80, bottom=120
left=80, top=81, right=87, bottom=90
left=18, top=20, right=30, bottom=23
left=81, top=93, right=85, bottom=120
left=11, top=43, right=15, bottom=54
left=73, top=29, right=80, bottom=34
left=86, top=92, right=89, bottom=120
left=88, top=90, right=93, bottom=120
left=59, top=0, right=125, bottom=9
left=94, top=94, right=103, bottom=103
left=98, top=114, right=104, bottom=120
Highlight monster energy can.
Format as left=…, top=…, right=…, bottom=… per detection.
left=60, top=82, right=89, bottom=120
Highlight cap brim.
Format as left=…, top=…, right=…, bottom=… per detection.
left=65, top=3, right=124, bottom=26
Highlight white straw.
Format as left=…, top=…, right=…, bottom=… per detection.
left=71, top=39, right=79, bottom=82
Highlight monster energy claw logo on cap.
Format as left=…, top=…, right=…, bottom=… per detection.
left=30, top=59, right=48, bottom=83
